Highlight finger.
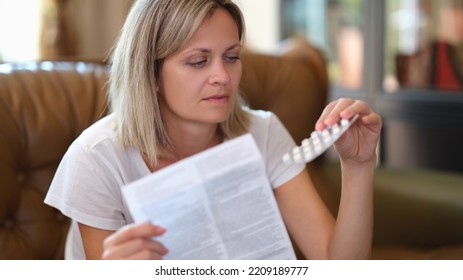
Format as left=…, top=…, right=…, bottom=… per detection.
left=316, top=98, right=355, bottom=129
left=125, top=249, right=165, bottom=260
left=102, top=237, right=168, bottom=260
left=104, top=222, right=165, bottom=248
left=315, top=100, right=339, bottom=130
left=339, top=100, right=372, bottom=120
left=125, top=239, right=169, bottom=260
left=338, top=101, right=382, bottom=134
left=359, top=112, right=383, bottom=132
left=328, top=99, right=377, bottom=129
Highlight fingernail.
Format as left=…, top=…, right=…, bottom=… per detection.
left=324, top=117, right=334, bottom=126
left=340, top=111, right=351, bottom=119
left=156, top=226, right=166, bottom=234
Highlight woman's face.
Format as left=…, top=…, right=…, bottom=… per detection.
left=159, top=8, right=242, bottom=129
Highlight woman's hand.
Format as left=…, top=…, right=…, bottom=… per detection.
left=102, top=222, right=169, bottom=260
left=315, top=98, right=382, bottom=166
left=311, top=98, right=380, bottom=259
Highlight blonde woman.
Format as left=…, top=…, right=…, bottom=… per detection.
left=45, top=0, right=382, bottom=260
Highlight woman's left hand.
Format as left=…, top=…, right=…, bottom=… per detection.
left=315, top=98, right=382, bottom=166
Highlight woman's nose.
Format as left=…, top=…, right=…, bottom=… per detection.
left=209, top=61, right=231, bottom=85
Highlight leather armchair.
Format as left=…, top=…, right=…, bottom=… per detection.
left=0, top=62, right=109, bottom=259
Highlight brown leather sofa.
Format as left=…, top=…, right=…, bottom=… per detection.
left=0, top=61, right=108, bottom=259
left=1, top=49, right=463, bottom=259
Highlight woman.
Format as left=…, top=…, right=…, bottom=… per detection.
left=45, top=0, right=382, bottom=260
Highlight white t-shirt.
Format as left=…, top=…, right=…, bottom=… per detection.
left=45, top=109, right=305, bottom=259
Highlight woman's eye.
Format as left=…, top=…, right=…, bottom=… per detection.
left=225, top=56, right=240, bottom=63
left=188, top=60, right=207, bottom=68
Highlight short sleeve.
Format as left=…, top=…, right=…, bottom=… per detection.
left=248, top=110, right=305, bottom=189
left=44, top=142, right=127, bottom=230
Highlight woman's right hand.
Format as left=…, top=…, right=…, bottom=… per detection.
left=101, top=222, right=169, bottom=260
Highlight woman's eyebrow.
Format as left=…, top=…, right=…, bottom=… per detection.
left=225, top=43, right=242, bottom=51
left=183, top=43, right=242, bottom=55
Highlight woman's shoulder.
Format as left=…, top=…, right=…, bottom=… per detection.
left=245, top=108, right=284, bottom=139
left=73, top=113, right=119, bottom=150
left=245, top=108, right=278, bottom=124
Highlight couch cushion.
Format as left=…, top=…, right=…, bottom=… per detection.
left=0, top=62, right=108, bottom=259
left=240, top=52, right=327, bottom=144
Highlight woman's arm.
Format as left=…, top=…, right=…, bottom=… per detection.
left=274, top=170, right=336, bottom=259
left=276, top=99, right=381, bottom=259
left=78, top=222, right=169, bottom=259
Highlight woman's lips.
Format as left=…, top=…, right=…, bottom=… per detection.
left=203, top=95, right=229, bottom=104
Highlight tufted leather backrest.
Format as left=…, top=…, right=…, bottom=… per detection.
left=0, top=47, right=328, bottom=259
left=0, top=62, right=109, bottom=259
left=240, top=51, right=327, bottom=144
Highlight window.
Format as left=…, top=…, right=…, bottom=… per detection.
left=281, top=0, right=364, bottom=90
left=384, top=0, right=463, bottom=92
left=281, top=0, right=463, bottom=172
left=0, top=0, right=42, bottom=62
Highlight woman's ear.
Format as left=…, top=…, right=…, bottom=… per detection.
left=155, top=81, right=164, bottom=100
left=155, top=78, right=163, bottom=94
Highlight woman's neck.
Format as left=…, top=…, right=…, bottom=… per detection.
left=170, top=126, right=222, bottom=160
left=164, top=119, right=223, bottom=160
left=143, top=122, right=222, bottom=172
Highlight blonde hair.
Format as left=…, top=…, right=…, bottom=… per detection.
left=109, top=0, right=249, bottom=164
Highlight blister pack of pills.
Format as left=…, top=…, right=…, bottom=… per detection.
left=282, top=114, right=359, bottom=165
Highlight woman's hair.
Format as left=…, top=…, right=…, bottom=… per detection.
left=109, top=0, right=250, bottom=164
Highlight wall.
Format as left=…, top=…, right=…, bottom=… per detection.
left=69, top=0, right=134, bottom=61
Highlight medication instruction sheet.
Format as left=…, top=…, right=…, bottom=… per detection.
left=122, top=134, right=296, bottom=260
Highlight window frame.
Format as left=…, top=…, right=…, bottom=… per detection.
left=280, top=0, right=463, bottom=172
